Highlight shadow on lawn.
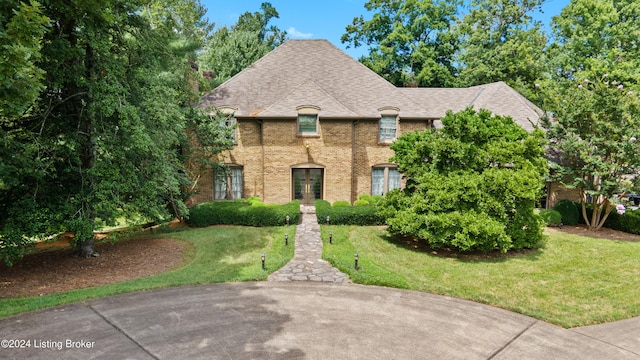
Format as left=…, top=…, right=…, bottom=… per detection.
left=380, top=233, right=544, bottom=263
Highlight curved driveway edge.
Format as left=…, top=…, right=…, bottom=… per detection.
left=0, top=282, right=638, bottom=359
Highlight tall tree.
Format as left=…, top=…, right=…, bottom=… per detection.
left=541, top=76, right=640, bottom=230
left=234, top=1, right=286, bottom=48
left=540, top=0, right=640, bottom=230
left=341, top=0, right=461, bottom=87
left=0, top=0, right=232, bottom=265
left=549, top=0, right=640, bottom=86
left=454, top=0, right=547, bottom=96
left=0, top=0, right=49, bottom=121
left=199, top=2, right=287, bottom=85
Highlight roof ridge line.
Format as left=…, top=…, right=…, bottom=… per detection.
left=469, top=87, right=486, bottom=106
left=306, top=78, right=360, bottom=116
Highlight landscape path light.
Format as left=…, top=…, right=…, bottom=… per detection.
left=261, top=253, right=266, bottom=271
left=286, top=215, right=290, bottom=226
left=326, top=216, right=330, bottom=225
left=285, top=233, right=289, bottom=246
left=354, top=253, right=359, bottom=270
left=329, top=231, right=333, bottom=244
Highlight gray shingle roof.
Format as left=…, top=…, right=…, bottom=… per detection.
left=400, top=82, right=544, bottom=131
left=200, top=39, right=544, bottom=129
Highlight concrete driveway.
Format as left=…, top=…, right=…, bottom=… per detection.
left=1, top=282, right=639, bottom=359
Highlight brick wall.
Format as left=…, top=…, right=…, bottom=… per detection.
left=188, top=117, right=431, bottom=205
left=547, top=182, right=581, bottom=209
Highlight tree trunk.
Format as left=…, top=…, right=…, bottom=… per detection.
left=77, top=235, right=95, bottom=258
left=583, top=196, right=612, bottom=231
left=76, top=40, right=98, bottom=257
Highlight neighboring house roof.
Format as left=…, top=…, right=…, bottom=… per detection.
left=200, top=39, right=544, bottom=129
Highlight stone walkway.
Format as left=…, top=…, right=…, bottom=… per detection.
left=268, top=206, right=350, bottom=283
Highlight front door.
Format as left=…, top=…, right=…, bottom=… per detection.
left=292, top=168, right=323, bottom=205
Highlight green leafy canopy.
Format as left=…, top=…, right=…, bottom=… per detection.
left=379, top=108, right=548, bottom=253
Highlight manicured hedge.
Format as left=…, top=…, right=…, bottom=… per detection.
left=187, top=200, right=301, bottom=227
left=332, top=200, right=351, bottom=207
left=315, top=200, right=385, bottom=226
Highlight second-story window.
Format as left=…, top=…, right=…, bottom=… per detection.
left=379, top=115, right=397, bottom=142
left=296, top=105, right=320, bottom=136
left=213, top=106, right=238, bottom=142
left=298, top=114, right=318, bottom=134
left=224, top=115, right=237, bottom=141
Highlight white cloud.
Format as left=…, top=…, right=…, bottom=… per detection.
left=287, top=27, right=313, bottom=39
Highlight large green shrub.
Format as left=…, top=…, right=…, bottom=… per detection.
left=188, top=200, right=300, bottom=227
left=553, top=199, right=579, bottom=226
left=378, top=108, right=548, bottom=253
left=315, top=200, right=384, bottom=225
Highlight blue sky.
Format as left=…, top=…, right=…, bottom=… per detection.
left=200, top=0, right=571, bottom=59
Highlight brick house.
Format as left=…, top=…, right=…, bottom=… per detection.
left=192, top=39, right=546, bottom=206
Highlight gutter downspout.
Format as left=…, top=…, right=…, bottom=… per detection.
left=351, top=119, right=360, bottom=204
left=258, top=119, right=265, bottom=201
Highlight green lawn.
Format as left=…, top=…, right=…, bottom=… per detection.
left=321, top=225, right=640, bottom=328
left=0, top=225, right=294, bottom=319
left=4, top=223, right=640, bottom=328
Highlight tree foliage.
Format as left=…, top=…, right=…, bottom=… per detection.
left=541, top=76, right=640, bottom=230
left=378, top=108, right=548, bottom=252
left=549, top=0, right=640, bottom=85
left=455, top=0, right=547, bottom=95
left=342, top=0, right=547, bottom=89
left=199, top=2, right=286, bottom=85
left=342, top=0, right=461, bottom=87
left=0, top=0, right=232, bottom=265
left=0, top=0, right=49, bottom=121
left=539, top=0, right=640, bottom=231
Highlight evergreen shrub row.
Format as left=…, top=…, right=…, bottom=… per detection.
left=187, top=200, right=300, bottom=227
left=314, top=200, right=385, bottom=226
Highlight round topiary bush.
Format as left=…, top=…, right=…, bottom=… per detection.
left=539, top=209, right=562, bottom=226
left=552, top=199, right=580, bottom=226
left=354, top=199, right=369, bottom=206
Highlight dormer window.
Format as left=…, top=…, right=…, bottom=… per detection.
left=297, top=105, right=320, bottom=136
left=216, top=106, right=238, bottom=142
left=378, top=107, right=399, bottom=144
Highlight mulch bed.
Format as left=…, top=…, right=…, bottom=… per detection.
left=0, top=237, right=187, bottom=298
